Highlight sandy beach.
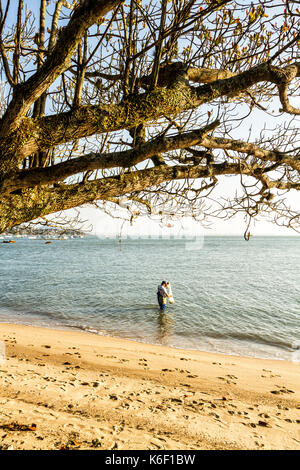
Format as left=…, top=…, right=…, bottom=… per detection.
left=0, top=322, right=299, bottom=450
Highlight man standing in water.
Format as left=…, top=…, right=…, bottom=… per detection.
left=157, top=281, right=171, bottom=311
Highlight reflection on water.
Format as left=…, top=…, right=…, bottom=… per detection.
left=157, top=311, right=174, bottom=345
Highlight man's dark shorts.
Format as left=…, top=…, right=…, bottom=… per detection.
left=157, top=294, right=166, bottom=311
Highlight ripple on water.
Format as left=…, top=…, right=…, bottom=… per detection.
left=0, top=236, right=299, bottom=361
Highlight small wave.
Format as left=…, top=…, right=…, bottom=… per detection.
left=68, top=323, right=105, bottom=335
left=0, top=304, right=56, bottom=318
left=194, top=329, right=296, bottom=352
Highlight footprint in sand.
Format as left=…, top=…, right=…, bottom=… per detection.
left=218, top=376, right=236, bottom=385
left=139, top=359, right=148, bottom=367
left=259, top=413, right=270, bottom=419
left=109, top=394, right=118, bottom=400
left=271, top=386, right=295, bottom=395
left=257, top=420, right=271, bottom=428
left=170, top=398, right=183, bottom=404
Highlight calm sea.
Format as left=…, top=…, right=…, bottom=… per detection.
left=0, top=236, right=299, bottom=361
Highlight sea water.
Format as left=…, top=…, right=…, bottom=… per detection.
left=0, top=236, right=299, bottom=361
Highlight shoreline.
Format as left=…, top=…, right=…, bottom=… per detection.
left=0, top=317, right=295, bottom=363
left=0, top=322, right=299, bottom=450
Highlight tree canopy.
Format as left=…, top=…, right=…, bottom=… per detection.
left=0, top=0, right=299, bottom=236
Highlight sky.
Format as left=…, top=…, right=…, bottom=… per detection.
left=83, top=186, right=300, bottom=238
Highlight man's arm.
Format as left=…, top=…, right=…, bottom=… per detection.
left=162, top=286, right=170, bottom=297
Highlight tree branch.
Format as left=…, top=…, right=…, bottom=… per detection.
left=12, top=0, right=23, bottom=86
left=200, top=135, right=300, bottom=172
left=0, top=0, right=122, bottom=137
left=2, top=61, right=300, bottom=180
left=2, top=122, right=220, bottom=194
left=0, top=161, right=252, bottom=231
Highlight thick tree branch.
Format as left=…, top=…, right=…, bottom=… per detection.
left=0, top=40, right=14, bottom=86
left=271, top=63, right=300, bottom=115
left=2, top=122, right=220, bottom=194
left=6, top=61, right=300, bottom=170
left=0, top=0, right=122, bottom=137
left=0, top=161, right=253, bottom=231
left=48, top=0, right=77, bottom=52
left=83, top=65, right=235, bottom=87
left=0, top=0, right=14, bottom=87
left=254, top=171, right=300, bottom=192
left=0, top=158, right=298, bottom=232
left=139, top=62, right=236, bottom=88
left=6, top=157, right=300, bottom=232
left=12, top=0, right=23, bottom=86
left=200, top=136, right=300, bottom=172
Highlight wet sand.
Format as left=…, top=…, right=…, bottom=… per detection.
left=0, top=323, right=299, bottom=450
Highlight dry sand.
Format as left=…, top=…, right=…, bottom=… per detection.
left=0, top=322, right=299, bottom=450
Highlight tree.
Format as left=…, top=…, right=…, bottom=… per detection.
left=0, top=0, right=299, bottom=237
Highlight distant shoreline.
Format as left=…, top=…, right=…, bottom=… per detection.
left=1, top=234, right=299, bottom=239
